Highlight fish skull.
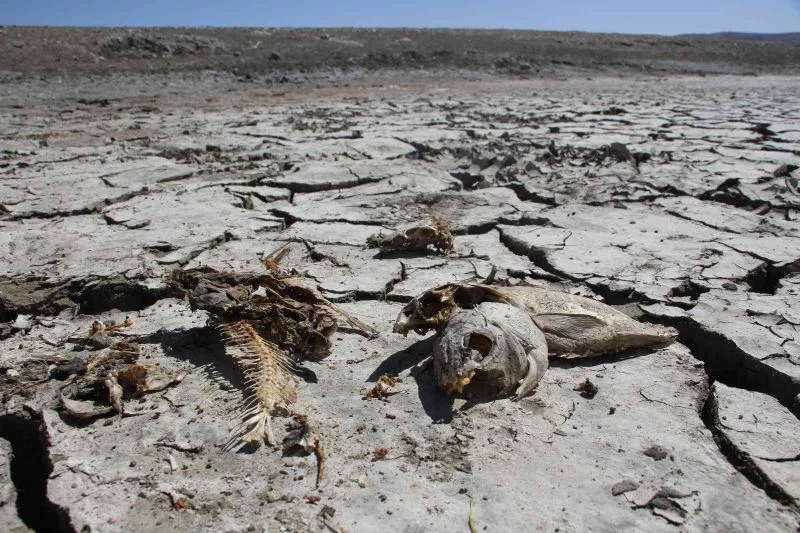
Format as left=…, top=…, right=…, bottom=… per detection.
left=394, top=283, right=521, bottom=335
left=367, top=218, right=454, bottom=254
left=433, top=302, right=548, bottom=400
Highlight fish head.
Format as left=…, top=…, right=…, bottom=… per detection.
left=433, top=306, right=531, bottom=399
left=394, top=284, right=461, bottom=335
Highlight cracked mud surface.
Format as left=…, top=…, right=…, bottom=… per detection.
left=1, top=74, right=799, bottom=532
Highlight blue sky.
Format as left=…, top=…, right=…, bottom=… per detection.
left=2, top=0, right=800, bottom=35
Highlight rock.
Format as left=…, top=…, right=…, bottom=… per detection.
left=573, top=378, right=598, bottom=399
left=643, top=445, right=669, bottom=461
left=611, top=479, right=638, bottom=496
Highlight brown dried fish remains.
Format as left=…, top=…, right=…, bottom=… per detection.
left=367, top=217, right=454, bottom=254
left=169, top=247, right=375, bottom=448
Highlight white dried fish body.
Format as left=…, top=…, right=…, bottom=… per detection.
left=396, top=283, right=677, bottom=357
left=502, top=286, right=677, bottom=356
left=434, top=302, right=548, bottom=399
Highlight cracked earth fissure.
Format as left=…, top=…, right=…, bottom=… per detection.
left=5, top=187, right=152, bottom=222
left=501, top=223, right=800, bottom=416
left=2, top=73, right=799, bottom=531
left=655, top=314, right=800, bottom=419
left=0, top=413, right=75, bottom=533
left=495, top=216, right=800, bottom=495
left=700, top=390, right=799, bottom=509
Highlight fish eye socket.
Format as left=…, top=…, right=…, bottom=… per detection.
left=465, top=332, right=493, bottom=357
left=452, top=286, right=485, bottom=309
left=419, top=293, right=443, bottom=316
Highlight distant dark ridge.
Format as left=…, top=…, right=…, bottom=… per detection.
left=2, top=27, right=800, bottom=77
left=681, top=32, right=800, bottom=46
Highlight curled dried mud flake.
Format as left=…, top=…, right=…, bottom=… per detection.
left=60, top=395, right=115, bottom=419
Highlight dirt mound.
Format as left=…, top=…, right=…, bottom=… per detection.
left=98, top=31, right=226, bottom=58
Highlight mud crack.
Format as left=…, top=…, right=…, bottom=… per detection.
left=0, top=276, right=167, bottom=321
left=652, top=314, right=800, bottom=418
left=701, top=390, right=798, bottom=509
left=0, top=413, right=75, bottom=532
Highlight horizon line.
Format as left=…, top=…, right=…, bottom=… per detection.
left=4, top=25, right=800, bottom=38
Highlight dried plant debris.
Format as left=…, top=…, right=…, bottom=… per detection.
left=259, top=243, right=292, bottom=274
left=372, top=447, right=389, bottom=461
left=367, top=217, right=454, bottom=254
left=221, top=320, right=298, bottom=447
left=434, top=302, right=548, bottom=399
left=395, top=283, right=677, bottom=356
left=58, top=341, right=185, bottom=420
left=284, top=413, right=325, bottom=488
left=362, top=374, right=402, bottom=401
